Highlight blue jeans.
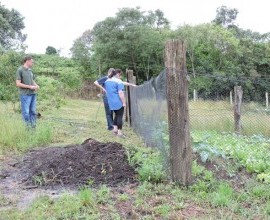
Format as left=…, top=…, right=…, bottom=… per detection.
left=20, top=94, right=37, bottom=128
left=103, top=95, right=113, bottom=130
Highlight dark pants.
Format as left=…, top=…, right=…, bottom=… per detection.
left=103, top=95, right=114, bottom=130
left=113, top=107, right=124, bottom=130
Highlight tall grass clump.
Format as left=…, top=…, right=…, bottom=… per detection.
left=0, top=112, right=53, bottom=154
left=210, top=183, right=234, bottom=207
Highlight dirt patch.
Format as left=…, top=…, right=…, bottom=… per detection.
left=17, top=138, right=137, bottom=188
left=0, top=138, right=138, bottom=210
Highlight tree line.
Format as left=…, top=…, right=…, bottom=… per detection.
left=1, top=4, right=270, bottom=105
left=71, top=6, right=270, bottom=101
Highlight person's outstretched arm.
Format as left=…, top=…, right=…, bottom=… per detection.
left=123, top=82, right=137, bottom=87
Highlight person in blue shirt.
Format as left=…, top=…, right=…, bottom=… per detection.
left=104, top=69, right=127, bottom=137
left=94, top=68, right=136, bottom=131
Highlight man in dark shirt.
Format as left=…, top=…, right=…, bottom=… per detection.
left=16, top=55, right=39, bottom=128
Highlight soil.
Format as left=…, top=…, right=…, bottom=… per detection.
left=0, top=138, right=138, bottom=209
left=1, top=138, right=137, bottom=189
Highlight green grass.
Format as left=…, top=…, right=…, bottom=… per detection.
left=0, top=103, right=53, bottom=154
left=190, top=100, right=270, bottom=136
left=1, top=99, right=270, bottom=219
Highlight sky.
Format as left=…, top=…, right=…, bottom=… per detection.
left=1, top=0, right=269, bottom=57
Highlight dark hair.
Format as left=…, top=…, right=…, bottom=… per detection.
left=22, top=55, right=33, bottom=64
left=108, top=68, right=122, bottom=78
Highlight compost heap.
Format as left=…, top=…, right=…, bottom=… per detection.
left=18, top=138, right=137, bottom=188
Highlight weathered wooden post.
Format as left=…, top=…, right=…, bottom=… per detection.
left=230, top=90, right=233, bottom=105
left=165, top=39, right=192, bottom=185
left=193, top=89, right=197, bottom=102
left=266, top=92, right=268, bottom=109
left=126, top=69, right=136, bottom=126
left=234, top=86, right=243, bottom=134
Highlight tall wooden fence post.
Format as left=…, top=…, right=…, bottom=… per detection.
left=126, top=70, right=136, bottom=126
left=193, top=89, right=197, bottom=102
left=234, top=86, right=243, bottom=135
left=165, top=39, right=192, bottom=185
left=266, top=92, right=268, bottom=109
left=230, top=90, right=233, bottom=105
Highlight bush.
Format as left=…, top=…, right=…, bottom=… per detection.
left=36, top=75, right=65, bottom=111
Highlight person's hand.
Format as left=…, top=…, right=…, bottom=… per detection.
left=30, top=85, right=38, bottom=90
left=123, top=102, right=126, bottom=107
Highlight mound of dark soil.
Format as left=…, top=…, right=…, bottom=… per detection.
left=19, top=138, right=138, bottom=188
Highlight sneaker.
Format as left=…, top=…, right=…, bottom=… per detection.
left=112, top=130, right=118, bottom=136
left=117, top=133, right=126, bottom=138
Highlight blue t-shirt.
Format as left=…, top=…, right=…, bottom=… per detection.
left=104, top=77, right=124, bottom=110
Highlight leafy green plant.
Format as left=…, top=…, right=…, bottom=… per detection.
left=192, top=130, right=270, bottom=183
left=153, top=204, right=171, bottom=217
left=210, top=183, right=233, bottom=207
left=190, top=179, right=209, bottom=194
left=118, top=193, right=129, bottom=202
left=192, top=160, right=205, bottom=176
left=193, top=139, right=226, bottom=163
left=264, top=201, right=270, bottom=216
left=137, top=181, right=156, bottom=198
left=32, top=175, right=45, bottom=186
left=37, top=75, right=66, bottom=111
left=256, top=173, right=270, bottom=184
left=96, top=185, right=111, bottom=204
left=78, top=187, right=96, bottom=208
left=59, top=69, right=82, bottom=93
left=250, top=184, right=270, bottom=200
left=137, top=152, right=166, bottom=182
left=203, top=170, right=215, bottom=182
left=130, top=146, right=167, bottom=183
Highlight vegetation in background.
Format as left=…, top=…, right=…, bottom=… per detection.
left=1, top=4, right=270, bottom=103
left=0, top=3, right=26, bottom=50
left=0, top=51, right=23, bottom=108
left=45, top=46, right=57, bottom=55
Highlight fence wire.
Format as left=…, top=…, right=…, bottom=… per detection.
left=129, top=70, right=270, bottom=177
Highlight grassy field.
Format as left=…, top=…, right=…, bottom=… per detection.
left=0, top=99, right=270, bottom=219
left=190, top=100, right=270, bottom=136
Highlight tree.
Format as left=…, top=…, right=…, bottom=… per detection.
left=90, top=7, right=171, bottom=81
left=175, top=23, right=240, bottom=74
left=212, top=5, right=238, bottom=28
left=0, top=3, right=26, bottom=50
left=45, top=46, right=57, bottom=55
left=70, top=29, right=93, bottom=77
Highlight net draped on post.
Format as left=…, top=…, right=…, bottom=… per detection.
left=129, top=70, right=170, bottom=172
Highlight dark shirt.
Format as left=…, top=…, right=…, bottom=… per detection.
left=97, top=76, right=108, bottom=88
left=16, top=66, right=36, bottom=95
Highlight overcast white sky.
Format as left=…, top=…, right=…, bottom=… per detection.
left=1, top=0, right=269, bottom=57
